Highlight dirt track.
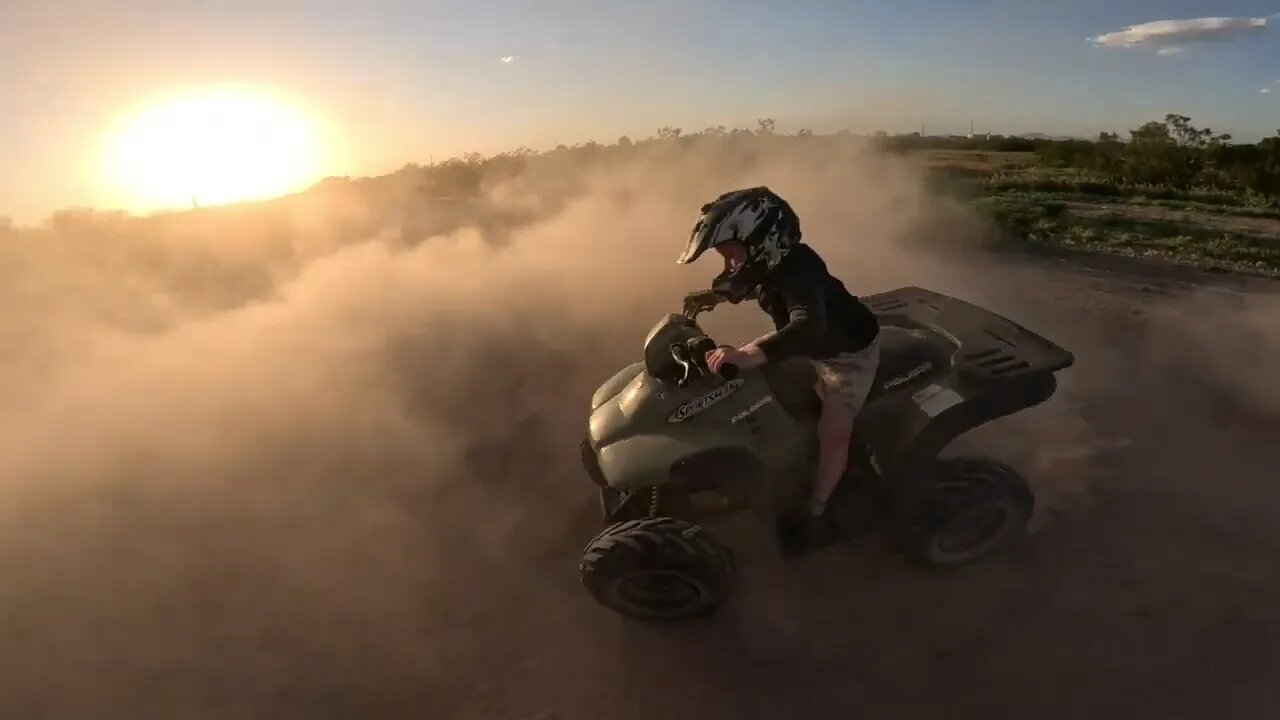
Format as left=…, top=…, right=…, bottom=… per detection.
left=3, top=251, right=1279, bottom=720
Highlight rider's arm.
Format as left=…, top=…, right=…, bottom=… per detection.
left=687, top=285, right=760, bottom=313
left=750, top=269, right=827, bottom=362
left=683, top=289, right=726, bottom=317
left=709, top=286, right=761, bottom=302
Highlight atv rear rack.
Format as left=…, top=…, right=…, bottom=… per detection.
left=863, top=286, right=1075, bottom=381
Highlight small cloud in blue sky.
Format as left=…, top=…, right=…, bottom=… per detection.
left=499, top=55, right=518, bottom=64
left=1091, top=15, right=1272, bottom=55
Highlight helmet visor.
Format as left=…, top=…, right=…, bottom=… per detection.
left=676, top=221, right=714, bottom=264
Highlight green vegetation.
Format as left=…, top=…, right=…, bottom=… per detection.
left=344, top=113, right=1280, bottom=276
left=28, top=114, right=1279, bottom=277
left=883, top=114, right=1280, bottom=197
left=973, top=195, right=1280, bottom=269
left=906, top=114, right=1280, bottom=275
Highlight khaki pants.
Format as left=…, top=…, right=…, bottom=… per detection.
left=811, top=337, right=881, bottom=414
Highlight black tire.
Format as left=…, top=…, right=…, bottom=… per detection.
left=580, top=517, right=735, bottom=622
left=905, top=457, right=1034, bottom=569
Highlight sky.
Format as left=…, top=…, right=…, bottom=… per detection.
left=2, top=0, right=1278, bottom=222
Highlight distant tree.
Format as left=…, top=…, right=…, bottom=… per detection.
left=1165, top=114, right=1216, bottom=148
left=756, top=118, right=776, bottom=135
left=1122, top=120, right=1184, bottom=186
left=1255, top=130, right=1280, bottom=194
left=657, top=126, right=683, bottom=140
left=484, top=150, right=533, bottom=183
left=797, top=128, right=813, bottom=137
left=1128, top=121, right=1174, bottom=145
left=1016, top=113, right=1280, bottom=195
left=46, top=207, right=100, bottom=235
left=701, top=125, right=728, bottom=137
left=617, top=135, right=632, bottom=148
left=305, top=173, right=348, bottom=195
left=429, top=159, right=484, bottom=198
left=1089, top=132, right=1125, bottom=175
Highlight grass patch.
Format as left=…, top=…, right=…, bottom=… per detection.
left=921, top=147, right=1280, bottom=275
left=977, top=191, right=1280, bottom=220
left=921, top=149, right=1038, bottom=172
left=974, top=196, right=1280, bottom=272
left=934, top=168, right=1277, bottom=208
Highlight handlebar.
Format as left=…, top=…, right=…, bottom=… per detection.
left=670, top=336, right=738, bottom=386
left=672, top=292, right=747, bottom=385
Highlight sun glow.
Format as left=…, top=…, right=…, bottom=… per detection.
left=104, top=86, right=326, bottom=210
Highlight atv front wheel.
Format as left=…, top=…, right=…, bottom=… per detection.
left=580, top=517, right=735, bottom=621
left=905, top=457, right=1033, bottom=568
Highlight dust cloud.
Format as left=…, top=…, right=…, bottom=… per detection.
left=0, top=136, right=1274, bottom=718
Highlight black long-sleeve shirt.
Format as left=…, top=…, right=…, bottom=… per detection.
left=752, top=243, right=880, bottom=362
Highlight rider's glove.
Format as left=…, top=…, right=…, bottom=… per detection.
left=682, top=289, right=723, bottom=317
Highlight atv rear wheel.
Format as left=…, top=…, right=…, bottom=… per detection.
left=580, top=517, right=735, bottom=621
left=905, top=457, right=1033, bottom=568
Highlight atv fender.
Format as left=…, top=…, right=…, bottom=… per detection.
left=591, top=362, right=645, bottom=411
left=595, top=437, right=805, bottom=527
left=596, top=433, right=762, bottom=494
left=869, top=372, right=1059, bottom=542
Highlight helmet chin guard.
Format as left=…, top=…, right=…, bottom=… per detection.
left=712, top=263, right=764, bottom=303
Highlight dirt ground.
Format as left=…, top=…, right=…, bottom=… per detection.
left=1062, top=201, right=1280, bottom=238
left=2, top=252, right=1278, bottom=720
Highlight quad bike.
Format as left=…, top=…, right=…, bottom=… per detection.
left=578, top=286, right=1075, bottom=622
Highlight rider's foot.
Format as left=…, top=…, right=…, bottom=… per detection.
left=777, top=510, right=842, bottom=555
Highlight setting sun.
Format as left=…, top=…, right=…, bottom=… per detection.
left=103, top=86, right=325, bottom=211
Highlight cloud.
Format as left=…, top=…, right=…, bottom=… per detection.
left=499, top=55, right=518, bottom=64
left=1091, top=15, right=1271, bottom=53
left=1263, top=88, right=1273, bottom=94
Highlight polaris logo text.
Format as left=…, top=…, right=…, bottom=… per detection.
left=731, top=395, right=774, bottom=424
left=883, top=361, right=933, bottom=390
left=667, top=379, right=745, bottom=423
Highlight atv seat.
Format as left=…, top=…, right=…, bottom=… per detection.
left=765, top=326, right=949, bottom=420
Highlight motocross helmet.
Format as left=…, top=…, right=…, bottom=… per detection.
left=676, top=186, right=801, bottom=302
